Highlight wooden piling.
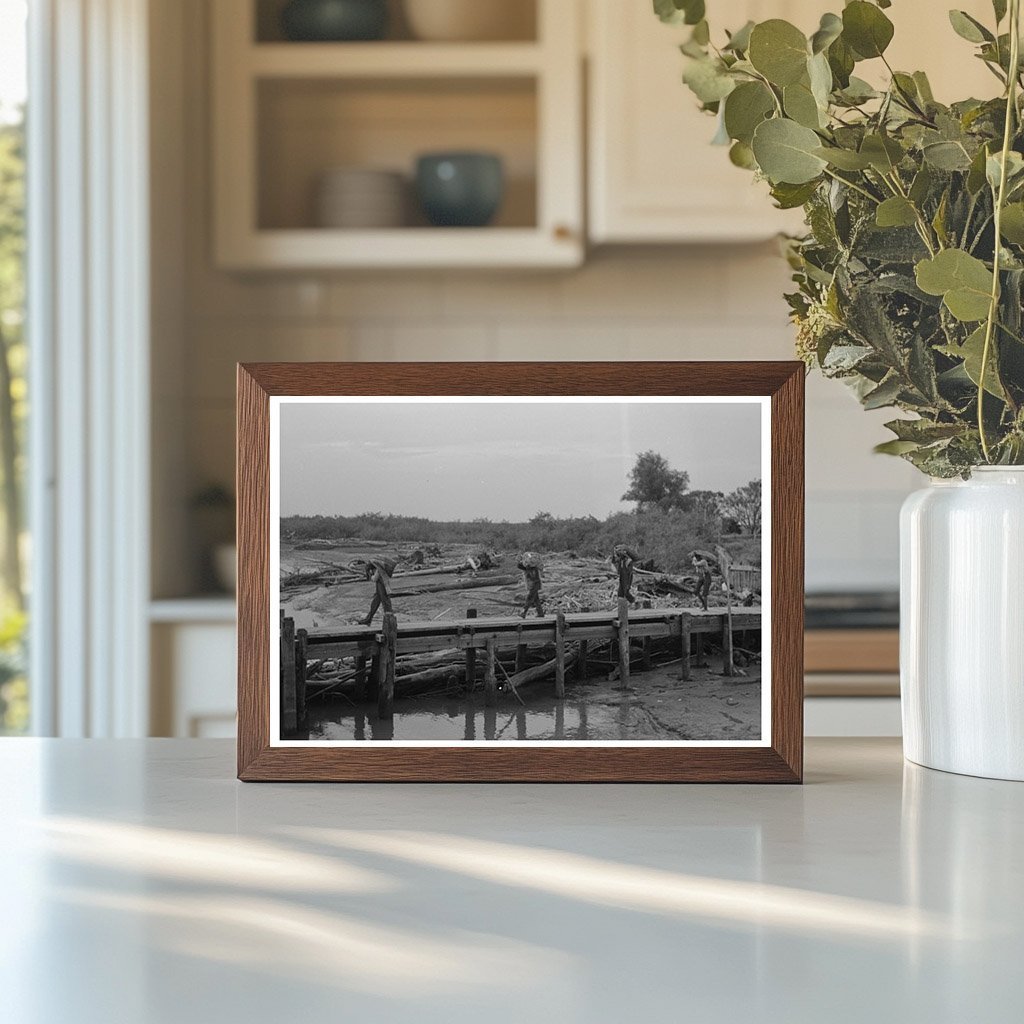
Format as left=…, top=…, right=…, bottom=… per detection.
left=554, top=612, right=566, bottom=698
left=617, top=597, right=630, bottom=686
left=369, top=653, right=381, bottom=700
left=641, top=602, right=652, bottom=671
left=578, top=640, right=588, bottom=681
left=723, top=617, right=735, bottom=678
left=281, top=615, right=297, bottom=737
left=296, top=628, right=308, bottom=725
left=378, top=612, right=398, bottom=719
left=679, top=613, right=692, bottom=681
left=485, top=638, right=498, bottom=707
left=465, top=608, right=477, bottom=691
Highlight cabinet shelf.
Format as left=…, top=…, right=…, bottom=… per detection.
left=218, top=226, right=579, bottom=270
left=249, top=42, right=545, bottom=79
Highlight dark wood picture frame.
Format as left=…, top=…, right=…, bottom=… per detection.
left=237, top=362, right=804, bottom=782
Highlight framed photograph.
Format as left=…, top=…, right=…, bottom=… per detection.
left=237, top=362, right=804, bottom=782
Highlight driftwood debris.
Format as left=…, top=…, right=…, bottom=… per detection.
left=393, top=573, right=518, bottom=597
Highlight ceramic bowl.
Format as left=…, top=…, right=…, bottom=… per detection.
left=415, top=152, right=504, bottom=228
left=281, top=0, right=388, bottom=42
left=316, top=168, right=407, bottom=228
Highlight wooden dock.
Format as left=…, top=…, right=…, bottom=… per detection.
left=281, top=601, right=761, bottom=735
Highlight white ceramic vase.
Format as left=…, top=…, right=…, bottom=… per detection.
left=901, top=467, right=1024, bottom=780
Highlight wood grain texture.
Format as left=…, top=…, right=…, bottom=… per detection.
left=236, top=361, right=805, bottom=783
left=804, top=629, right=899, bottom=674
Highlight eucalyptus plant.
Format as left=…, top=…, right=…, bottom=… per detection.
left=657, top=0, right=1024, bottom=475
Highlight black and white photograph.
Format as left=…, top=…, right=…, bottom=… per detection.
left=271, top=397, right=770, bottom=745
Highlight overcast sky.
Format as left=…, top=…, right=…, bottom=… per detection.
left=278, top=399, right=762, bottom=520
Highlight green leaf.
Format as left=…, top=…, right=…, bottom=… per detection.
left=885, top=418, right=964, bottom=443
left=771, top=180, right=820, bottom=209
left=729, top=140, right=757, bottom=169
left=932, top=190, right=950, bottom=247
left=724, top=20, right=755, bottom=53
left=837, top=76, right=879, bottom=104
left=653, top=0, right=705, bottom=26
left=986, top=150, right=1024, bottom=191
left=861, top=133, right=904, bottom=173
left=810, top=12, right=843, bottom=54
left=682, top=57, right=736, bottom=104
left=876, top=197, right=918, bottom=228
left=751, top=118, right=828, bottom=184
left=915, top=250, right=994, bottom=322
left=723, top=81, right=775, bottom=144
left=909, top=164, right=933, bottom=205
left=784, top=80, right=824, bottom=129
left=863, top=374, right=903, bottom=409
left=948, top=10, right=994, bottom=44
left=814, top=146, right=872, bottom=170
left=807, top=51, right=833, bottom=109
left=748, top=20, right=809, bottom=86
left=967, top=144, right=991, bottom=194
left=913, top=71, right=935, bottom=104
left=842, top=1, right=895, bottom=59
left=1000, top=203, right=1024, bottom=244
left=827, top=36, right=856, bottom=88
left=923, top=140, right=973, bottom=171
left=875, top=439, right=922, bottom=455
left=939, top=326, right=1006, bottom=398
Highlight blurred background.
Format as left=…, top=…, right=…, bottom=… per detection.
left=0, top=0, right=997, bottom=740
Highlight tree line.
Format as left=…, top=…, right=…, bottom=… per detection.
left=281, top=450, right=762, bottom=573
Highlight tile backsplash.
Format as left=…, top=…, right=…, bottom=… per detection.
left=180, top=246, right=917, bottom=593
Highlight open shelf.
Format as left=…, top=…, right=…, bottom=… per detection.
left=257, top=76, right=538, bottom=232
left=213, top=0, right=582, bottom=269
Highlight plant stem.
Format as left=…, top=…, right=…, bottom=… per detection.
left=884, top=171, right=939, bottom=254
left=822, top=167, right=880, bottom=205
left=979, top=0, right=1021, bottom=462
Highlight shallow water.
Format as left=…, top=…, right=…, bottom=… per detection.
left=306, top=692, right=645, bottom=742
left=300, top=682, right=763, bottom=742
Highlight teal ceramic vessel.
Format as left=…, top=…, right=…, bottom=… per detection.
left=281, top=0, right=388, bottom=42
left=415, top=152, right=505, bottom=228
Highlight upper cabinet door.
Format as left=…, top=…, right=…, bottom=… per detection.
left=587, top=0, right=807, bottom=244
left=587, top=0, right=997, bottom=245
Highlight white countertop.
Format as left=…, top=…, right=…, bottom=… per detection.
left=0, top=738, right=1020, bottom=1023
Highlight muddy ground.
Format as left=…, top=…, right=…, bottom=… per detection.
left=281, top=540, right=763, bottom=742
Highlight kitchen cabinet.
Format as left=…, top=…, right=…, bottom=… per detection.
left=211, top=0, right=583, bottom=269
left=587, top=0, right=998, bottom=244
left=150, top=601, right=237, bottom=738
left=587, top=0, right=813, bottom=243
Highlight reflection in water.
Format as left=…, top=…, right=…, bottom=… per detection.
left=369, top=717, right=394, bottom=742
left=308, top=693, right=643, bottom=742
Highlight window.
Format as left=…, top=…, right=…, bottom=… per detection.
left=0, top=0, right=28, bottom=734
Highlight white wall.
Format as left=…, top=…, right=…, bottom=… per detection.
left=157, top=0, right=920, bottom=599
